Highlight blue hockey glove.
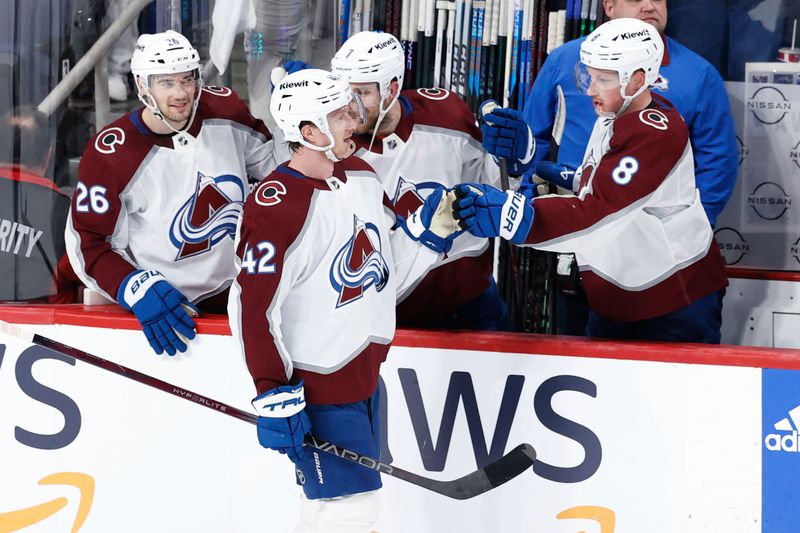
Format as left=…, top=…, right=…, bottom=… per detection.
left=117, top=270, right=197, bottom=356
left=480, top=102, right=536, bottom=175
left=534, top=161, right=578, bottom=192
left=453, top=183, right=534, bottom=244
left=252, top=381, right=312, bottom=464
left=271, top=60, right=313, bottom=90
left=401, top=188, right=462, bottom=253
left=284, top=60, right=311, bottom=74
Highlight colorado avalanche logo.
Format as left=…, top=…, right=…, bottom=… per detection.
left=169, top=171, right=245, bottom=260
left=329, top=215, right=390, bottom=308
left=203, top=86, right=232, bottom=97
left=392, top=177, right=424, bottom=219
left=639, top=109, right=669, bottom=131
left=255, top=180, right=287, bottom=207
left=95, top=127, right=125, bottom=154
left=416, top=88, right=450, bottom=101
left=391, top=177, right=446, bottom=220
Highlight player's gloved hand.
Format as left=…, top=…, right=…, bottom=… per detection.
left=401, top=187, right=462, bottom=253
left=270, top=60, right=313, bottom=90
left=534, top=161, right=578, bottom=192
left=117, top=270, right=197, bottom=356
left=284, top=60, right=311, bottom=74
left=479, top=101, right=536, bottom=175
left=517, top=175, right=545, bottom=201
left=453, top=183, right=534, bottom=244
left=252, top=381, right=312, bottom=463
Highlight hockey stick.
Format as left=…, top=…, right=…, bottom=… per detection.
left=444, top=1, right=457, bottom=91
left=452, top=0, right=464, bottom=95
left=338, top=0, right=351, bottom=48
left=479, top=0, right=493, bottom=103
left=352, top=0, right=364, bottom=34
left=485, top=0, right=496, bottom=102
left=0, top=320, right=536, bottom=500
left=433, top=0, right=447, bottom=88
left=459, top=0, right=472, bottom=97
left=579, top=0, right=590, bottom=36
left=364, top=0, right=374, bottom=31
left=424, top=0, right=437, bottom=87
left=540, top=84, right=567, bottom=333
left=589, top=0, right=599, bottom=32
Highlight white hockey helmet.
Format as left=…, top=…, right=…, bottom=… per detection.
left=131, top=30, right=203, bottom=135
left=131, top=30, right=201, bottom=82
left=578, top=18, right=666, bottom=116
left=331, top=31, right=405, bottom=100
left=270, top=69, right=366, bottom=160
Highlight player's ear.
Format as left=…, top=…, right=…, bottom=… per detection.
left=630, top=69, right=646, bottom=93
left=135, top=75, right=146, bottom=95
left=300, top=122, right=322, bottom=145
left=388, top=79, right=400, bottom=99
left=603, top=0, right=615, bottom=18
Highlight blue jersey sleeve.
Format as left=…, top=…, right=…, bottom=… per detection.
left=689, top=65, right=738, bottom=227
left=522, top=54, right=557, bottom=169
left=521, top=38, right=594, bottom=181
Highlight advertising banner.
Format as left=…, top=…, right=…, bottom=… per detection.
left=717, top=63, right=800, bottom=270
left=1, top=320, right=795, bottom=532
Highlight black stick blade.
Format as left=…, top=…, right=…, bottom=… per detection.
left=448, top=443, right=536, bottom=499
left=392, top=443, right=536, bottom=500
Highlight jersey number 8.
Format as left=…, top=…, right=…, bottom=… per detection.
left=611, top=157, right=639, bottom=186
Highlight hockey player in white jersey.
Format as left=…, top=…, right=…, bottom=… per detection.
left=65, top=30, right=287, bottom=356
left=229, top=69, right=477, bottom=532
left=454, top=18, right=728, bottom=343
left=330, top=31, right=510, bottom=330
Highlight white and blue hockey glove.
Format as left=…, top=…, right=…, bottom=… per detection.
left=480, top=102, right=536, bottom=176
left=117, top=270, right=197, bottom=356
left=401, top=188, right=462, bottom=254
left=534, top=161, right=579, bottom=192
left=453, top=183, right=534, bottom=245
left=252, top=381, right=312, bottom=464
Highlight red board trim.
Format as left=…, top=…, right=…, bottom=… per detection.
left=726, top=267, right=800, bottom=283
left=2, top=304, right=800, bottom=370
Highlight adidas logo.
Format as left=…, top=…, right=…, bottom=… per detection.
left=765, top=405, right=800, bottom=452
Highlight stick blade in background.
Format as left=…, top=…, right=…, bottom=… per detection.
left=553, top=84, right=566, bottom=146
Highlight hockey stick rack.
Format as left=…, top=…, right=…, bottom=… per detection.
left=0, top=320, right=536, bottom=500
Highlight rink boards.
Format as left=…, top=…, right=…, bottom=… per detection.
left=1, top=305, right=799, bottom=533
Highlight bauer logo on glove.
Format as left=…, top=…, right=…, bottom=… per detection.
left=453, top=183, right=534, bottom=244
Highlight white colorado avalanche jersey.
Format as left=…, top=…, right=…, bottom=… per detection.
left=228, top=157, right=484, bottom=405
left=353, top=89, right=500, bottom=324
left=65, top=87, right=288, bottom=304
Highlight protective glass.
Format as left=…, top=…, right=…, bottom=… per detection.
left=574, top=62, right=621, bottom=95
left=326, top=93, right=368, bottom=133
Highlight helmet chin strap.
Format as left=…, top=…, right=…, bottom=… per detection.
left=298, top=134, right=342, bottom=162
left=600, top=79, right=647, bottom=119
left=367, top=90, right=400, bottom=151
